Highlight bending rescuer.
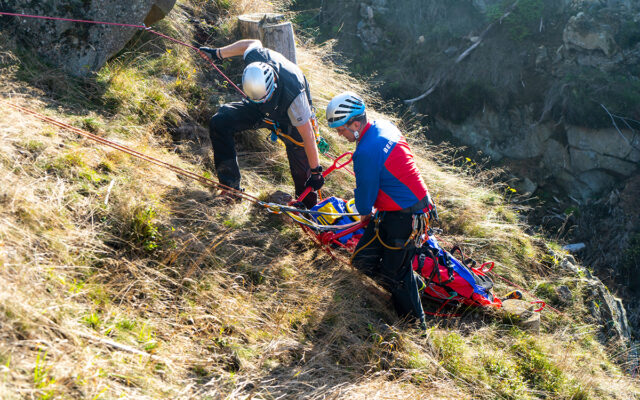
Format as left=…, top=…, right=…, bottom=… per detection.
left=200, top=40, right=324, bottom=208
left=326, top=92, right=437, bottom=332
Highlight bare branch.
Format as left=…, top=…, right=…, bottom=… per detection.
left=404, top=0, right=520, bottom=105
left=601, top=103, right=640, bottom=152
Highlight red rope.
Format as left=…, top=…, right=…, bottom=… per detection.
left=424, top=298, right=462, bottom=318
left=424, top=311, right=461, bottom=318
left=0, top=11, right=246, bottom=97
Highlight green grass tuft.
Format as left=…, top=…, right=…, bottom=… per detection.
left=131, top=205, right=163, bottom=252
left=510, top=337, right=566, bottom=394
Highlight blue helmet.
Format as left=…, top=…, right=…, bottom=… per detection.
left=326, top=92, right=366, bottom=128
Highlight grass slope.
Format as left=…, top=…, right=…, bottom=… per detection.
left=0, top=1, right=638, bottom=399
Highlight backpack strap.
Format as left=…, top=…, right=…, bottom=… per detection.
left=416, top=246, right=460, bottom=300
left=420, top=247, right=440, bottom=286
left=416, top=253, right=426, bottom=276
left=451, top=245, right=477, bottom=269
left=439, top=251, right=456, bottom=286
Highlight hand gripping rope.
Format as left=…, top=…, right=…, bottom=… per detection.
left=4, top=101, right=556, bottom=319
left=260, top=152, right=369, bottom=250
left=2, top=11, right=556, bottom=318
left=294, top=151, right=353, bottom=205
left=276, top=152, right=367, bottom=234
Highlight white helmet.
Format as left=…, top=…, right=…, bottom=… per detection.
left=242, top=62, right=277, bottom=103
left=326, top=92, right=366, bottom=128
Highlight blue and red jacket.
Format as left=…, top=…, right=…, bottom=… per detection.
left=353, top=120, right=430, bottom=215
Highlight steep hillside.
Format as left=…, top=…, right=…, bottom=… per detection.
left=1, top=1, right=639, bottom=399
left=292, top=0, right=640, bottom=340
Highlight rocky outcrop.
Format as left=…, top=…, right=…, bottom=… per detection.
left=144, top=0, right=177, bottom=26
left=438, top=110, right=640, bottom=199
left=563, top=12, right=617, bottom=56
left=437, top=2, right=640, bottom=200
left=356, top=1, right=387, bottom=50
left=0, top=0, right=176, bottom=76
left=501, top=299, right=542, bottom=333
left=556, top=254, right=633, bottom=347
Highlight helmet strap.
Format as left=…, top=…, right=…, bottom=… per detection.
left=266, top=82, right=277, bottom=102
left=347, top=126, right=360, bottom=140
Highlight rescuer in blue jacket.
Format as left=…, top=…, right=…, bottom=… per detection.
left=326, top=92, right=434, bottom=331
left=199, top=40, right=323, bottom=208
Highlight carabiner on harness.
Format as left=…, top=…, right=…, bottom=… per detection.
left=317, top=136, right=330, bottom=154
left=311, top=115, right=330, bottom=154
left=263, top=118, right=284, bottom=144
left=405, top=213, right=430, bottom=248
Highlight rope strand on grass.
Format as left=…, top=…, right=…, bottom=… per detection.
left=1, top=99, right=360, bottom=225
left=0, top=98, right=256, bottom=202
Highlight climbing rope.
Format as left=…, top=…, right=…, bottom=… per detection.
left=488, top=272, right=562, bottom=316
left=1, top=99, right=358, bottom=223
left=350, top=212, right=432, bottom=262
left=1, top=98, right=254, bottom=198
left=0, top=10, right=357, bottom=179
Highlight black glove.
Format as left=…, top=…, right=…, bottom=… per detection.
left=199, top=46, right=222, bottom=61
left=429, top=205, right=439, bottom=222
left=305, top=171, right=324, bottom=191
left=426, top=193, right=439, bottom=222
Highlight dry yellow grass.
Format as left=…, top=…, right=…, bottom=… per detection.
left=1, top=1, right=640, bottom=399
left=0, top=89, right=437, bottom=399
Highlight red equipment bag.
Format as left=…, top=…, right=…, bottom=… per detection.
left=412, top=235, right=502, bottom=308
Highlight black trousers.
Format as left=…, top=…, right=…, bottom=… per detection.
left=209, top=101, right=317, bottom=208
left=352, top=212, right=426, bottom=324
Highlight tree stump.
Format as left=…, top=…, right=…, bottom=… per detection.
left=238, top=13, right=297, bottom=64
